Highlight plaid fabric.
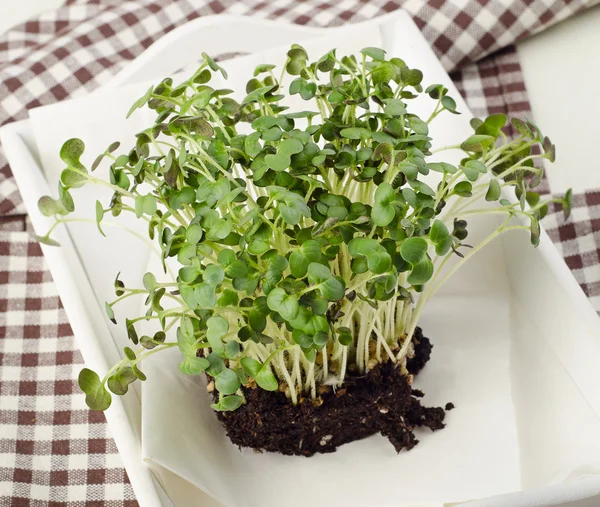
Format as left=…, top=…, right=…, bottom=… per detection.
left=0, top=233, right=137, bottom=507
left=1, top=1, right=599, bottom=505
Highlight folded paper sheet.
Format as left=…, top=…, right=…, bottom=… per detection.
left=26, top=13, right=600, bottom=507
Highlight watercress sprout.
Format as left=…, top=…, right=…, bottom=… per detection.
left=37, top=47, right=569, bottom=412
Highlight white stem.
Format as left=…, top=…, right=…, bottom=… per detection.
left=338, top=346, right=348, bottom=387
left=277, top=352, right=297, bottom=404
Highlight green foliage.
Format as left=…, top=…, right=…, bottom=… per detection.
left=39, top=45, right=567, bottom=413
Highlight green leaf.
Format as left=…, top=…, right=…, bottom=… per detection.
left=453, top=181, right=473, bottom=198
left=441, top=95, right=457, bottom=112
left=279, top=203, right=301, bottom=225
left=242, top=84, right=276, bottom=105
left=124, top=347, right=136, bottom=361
left=400, top=237, right=428, bottom=264
left=256, top=367, right=279, bottom=391
left=248, top=310, right=267, bottom=332
left=372, top=183, right=396, bottom=226
left=211, top=394, right=244, bottom=411
left=366, top=250, right=391, bottom=274
left=384, top=99, right=406, bottom=116
left=240, top=357, right=278, bottom=391
left=301, top=240, right=322, bottom=262
left=244, top=131, right=262, bottom=157
left=206, top=352, right=226, bottom=376
left=95, top=200, right=105, bottom=237
left=203, top=264, right=225, bottom=286
left=217, top=249, right=236, bottom=267
left=60, top=168, right=87, bottom=188
left=563, top=188, right=573, bottom=220
left=430, top=220, right=452, bottom=256
left=348, top=237, right=378, bottom=257
left=372, top=62, right=396, bottom=85
left=511, top=117, right=532, bottom=137
left=143, top=272, right=157, bottom=291
left=105, top=302, right=116, bottom=324
left=224, top=340, right=240, bottom=359
left=267, top=288, right=299, bottom=321
left=58, top=183, right=74, bottom=212
left=254, top=63, right=276, bottom=76
left=320, top=277, right=345, bottom=301
left=279, top=138, right=304, bottom=156
left=337, top=326, right=353, bottom=346
left=265, top=153, right=290, bottom=172
left=240, top=357, right=261, bottom=377
left=251, top=116, right=278, bottom=131
left=179, top=356, right=210, bottom=376
left=290, top=250, right=309, bottom=278
left=126, top=319, right=139, bottom=345
left=530, top=216, right=541, bottom=247
left=33, top=234, right=60, bottom=247
left=206, top=219, right=232, bottom=241
left=307, top=262, right=331, bottom=285
left=300, top=82, right=317, bottom=100
left=400, top=67, right=423, bottom=86
left=215, top=368, right=241, bottom=395
left=476, top=113, right=507, bottom=138
left=206, top=316, right=228, bottom=354
left=407, top=257, right=434, bottom=285
left=127, top=86, right=153, bottom=118
left=78, top=368, right=111, bottom=411
left=429, top=220, right=449, bottom=244
left=186, top=224, right=203, bottom=245
left=60, top=138, right=85, bottom=169
left=340, top=128, right=363, bottom=140
left=37, top=196, right=67, bottom=217
left=485, top=179, right=502, bottom=201
left=107, top=367, right=137, bottom=395
left=248, top=239, right=270, bottom=255
left=202, top=52, right=228, bottom=78
left=226, top=260, right=247, bottom=278
left=194, top=283, right=216, bottom=308
left=461, top=164, right=480, bottom=182
left=460, top=134, right=495, bottom=152
left=360, top=47, right=386, bottom=61
left=218, top=289, right=239, bottom=307
left=303, top=315, right=329, bottom=335
left=261, top=126, right=282, bottom=142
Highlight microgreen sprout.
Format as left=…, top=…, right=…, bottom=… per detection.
left=37, top=46, right=569, bottom=412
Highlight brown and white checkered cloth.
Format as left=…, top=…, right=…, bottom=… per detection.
left=1, top=1, right=599, bottom=505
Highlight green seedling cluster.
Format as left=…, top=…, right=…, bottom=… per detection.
left=38, top=46, right=570, bottom=411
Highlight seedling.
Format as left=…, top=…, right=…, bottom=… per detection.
left=38, top=46, right=568, bottom=424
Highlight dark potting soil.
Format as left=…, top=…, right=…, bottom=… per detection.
left=214, top=327, right=447, bottom=456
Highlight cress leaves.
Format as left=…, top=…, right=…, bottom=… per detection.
left=41, top=44, right=564, bottom=413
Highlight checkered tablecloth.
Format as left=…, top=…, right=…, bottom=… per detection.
left=1, top=1, right=599, bottom=505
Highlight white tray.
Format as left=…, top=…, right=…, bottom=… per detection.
left=2, top=12, right=600, bottom=507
